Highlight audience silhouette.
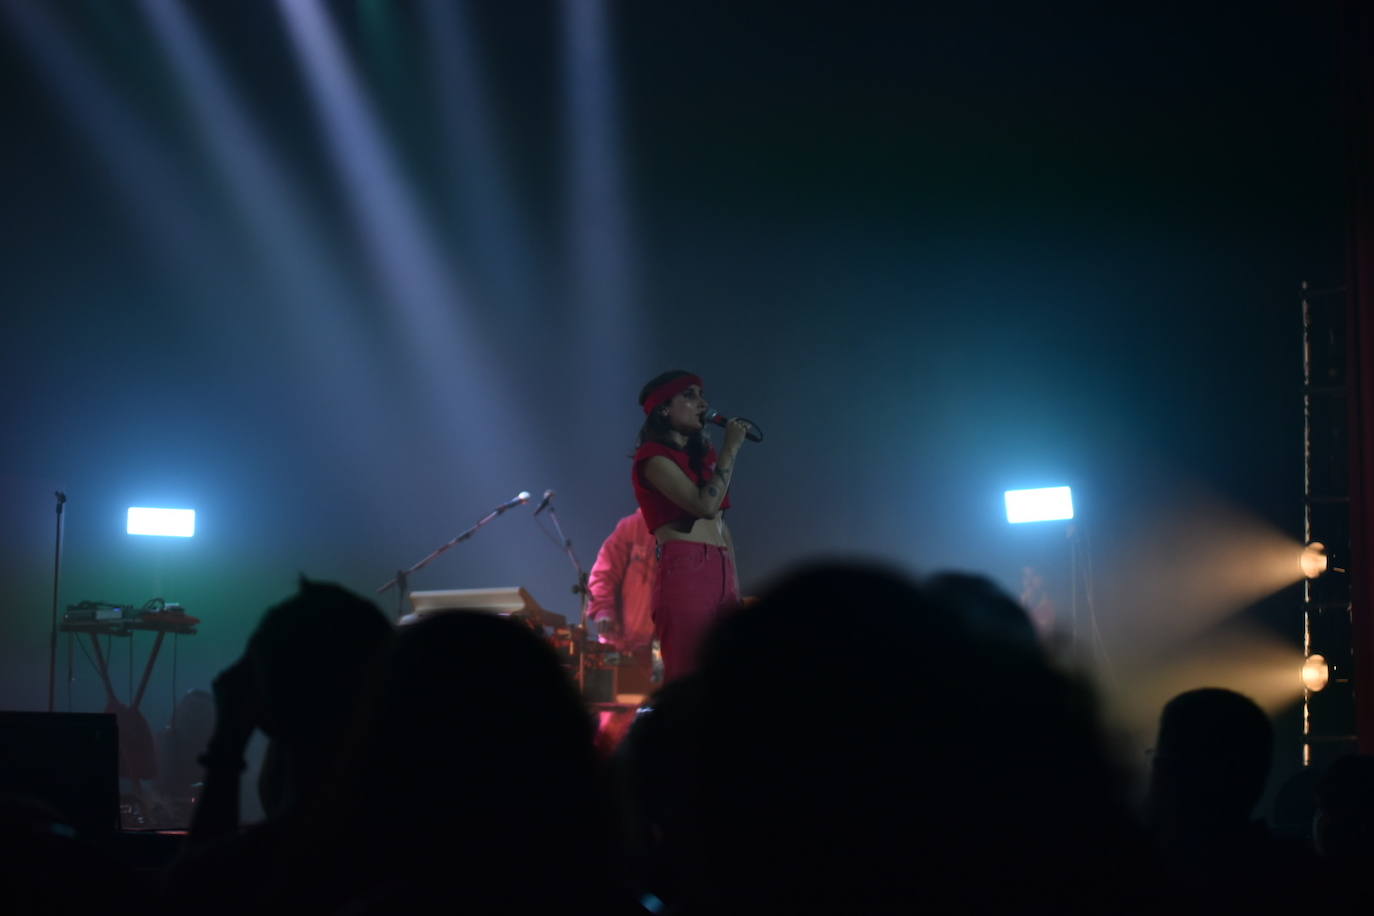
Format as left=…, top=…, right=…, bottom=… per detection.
left=280, top=609, right=624, bottom=914
left=164, top=578, right=392, bottom=914
left=612, top=672, right=704, bottom=910
left=1144, top=687, right=1311, bottom=912
left=9, top=562, right=1366, bottom=914
left=1315, top=753, right=1374, bottom=857
left=662, top=562, right=1153, bottom=914
left=1310, top=753, right=1374, bottom=907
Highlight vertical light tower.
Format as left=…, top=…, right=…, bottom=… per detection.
left=1300, top=281, right=1355, bottom=768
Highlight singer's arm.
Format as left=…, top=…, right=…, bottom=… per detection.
left=643, top=445, right=740, bottom=520
left=643, top=457, right=726, bottom=519
left=643, top=420, right=748, bottom=519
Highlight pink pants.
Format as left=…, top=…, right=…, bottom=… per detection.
left=653, top=541, right=739, bottom=683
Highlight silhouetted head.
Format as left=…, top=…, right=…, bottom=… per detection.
left=331, top=611, right=608, bottom=910
left=354, top=612, right=598, bottom=840
left=925, top=570, right=1041, bottom=654
left=1147, top=687, right=1273, bottom=829
left=684, top=560, right=1137, bottom=914
left=248, top=578, right=391, bottom=747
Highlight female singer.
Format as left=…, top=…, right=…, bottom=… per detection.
left=631, top=370, right=751, bottom=682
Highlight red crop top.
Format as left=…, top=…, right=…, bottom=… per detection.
left=632, top=441, right=733, bottom=532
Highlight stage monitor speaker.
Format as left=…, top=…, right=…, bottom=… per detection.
left=583, top=663, right=653, bottom=705
left=0, top=711, right=118, bottom=837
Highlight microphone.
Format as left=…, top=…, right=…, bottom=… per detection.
left=497, top=491, right=532, bottom=512
left=704, top=409, right=764, bottom=443
left=532, top=489, right=555, bottom=517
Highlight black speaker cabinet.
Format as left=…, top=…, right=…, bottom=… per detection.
left=583, top=662, right=654, bottom=704
left=0, top=712, right=119, bottom=837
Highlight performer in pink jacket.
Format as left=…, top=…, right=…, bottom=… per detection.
left=586, top=511, right=659, bottom=656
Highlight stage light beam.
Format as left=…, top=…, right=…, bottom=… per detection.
left=561, top=0, right=639, bottom=434
left=1107, top=623, right=1306, bottom=740
left=419, top=0, right=534, bottom=306
left=140, top=0, right=395, bottom=448
left=1084, top=487, right=1317, bottom=660
left=275, top=0, right=540, bottom=499
left=0, top=0, right=218, bottom=277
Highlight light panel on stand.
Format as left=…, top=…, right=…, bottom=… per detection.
left=1004, top=486, right=1074, bottom=524
left=127, top=507, right=196, bottom=537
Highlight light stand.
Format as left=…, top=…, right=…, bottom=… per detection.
left=1064, top=520, right=1114, bottom=685
left=1005, top=486, right=1111, bottom=674
left=47, top=491, right=66, bottom=713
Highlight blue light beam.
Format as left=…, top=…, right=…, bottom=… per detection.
left=420, top=0, right=537, bottom=309
left=562, top=0, right=639, bottom=435
left=276, top=0, right=536, bottom=479
left=0, top=0, right=222, bottom=280
left=140, top=0, right=394, bottom=448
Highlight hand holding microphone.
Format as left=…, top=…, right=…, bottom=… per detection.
left=722, top=418, right=751, bottom=452
left=705, top=409, right=764, bottom=444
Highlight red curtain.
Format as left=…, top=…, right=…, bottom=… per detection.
left=1345, top=0, right=1374, bottom=752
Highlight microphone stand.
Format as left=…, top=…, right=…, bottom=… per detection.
left=377, top=494, right=530, bottom=623
left=47, top=491, right=66, bottom=713
left=542, top=503, right=589, bottom=622
left=540, top=502, right=590, bottom=691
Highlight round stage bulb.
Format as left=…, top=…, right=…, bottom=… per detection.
left=1300, top=542, right=1328, bottom=579
left=1302, top=654, right=1329, bottom=693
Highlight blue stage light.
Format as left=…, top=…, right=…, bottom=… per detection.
left=1004, top=487, right=1074, bottom=524
left=127, top=507, right=195, bottom=537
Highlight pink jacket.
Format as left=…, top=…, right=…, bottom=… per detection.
left=586, top=512, right=658, bottom=652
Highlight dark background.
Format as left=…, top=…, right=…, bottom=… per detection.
left=0, top=0, right=1346, bottom=807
